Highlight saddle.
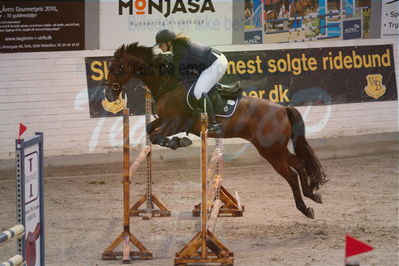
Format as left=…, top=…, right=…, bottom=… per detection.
left=186, top=81, right=242, bottom=118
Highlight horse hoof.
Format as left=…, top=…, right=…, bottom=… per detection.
left=306, top=207, right=315, bottom=219
left=313, top=192, right=323, bottom=204
left=166, top=140, right=179, bottom=150
left=179, top=137, right=192, bottom=147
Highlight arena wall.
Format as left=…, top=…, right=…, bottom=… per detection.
left=0, top=38, right=397, bottom=160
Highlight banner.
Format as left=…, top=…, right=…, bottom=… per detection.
left=85, top=44, right=397, bottom=117
left=262, top=0, right=327, bottom=43
left=0, top=1, right=85, bottom=53
left=244, top=0, right=263, bottom=44
left=258, top=0, right=371, bottom=43
left=380, top=0, right=399, bottom=39
left=342, top=18, right=362, bottom=40
left=100, top=0, right=234, bottom=48
left=224, top=44, right=397, bottom=106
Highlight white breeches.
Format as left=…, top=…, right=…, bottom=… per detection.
left=193, top=52, right=228, bottom=100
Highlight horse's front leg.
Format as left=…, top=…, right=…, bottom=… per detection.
left=149, top=120, right=192, bottom=150
left=146, top=118, right=162, bottom=135
left=148, top=120, right=171, bottom=147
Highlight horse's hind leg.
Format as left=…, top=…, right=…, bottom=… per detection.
left=257, top=145, right=315, bottom=219
left=287, top=153, right=323, bottom=204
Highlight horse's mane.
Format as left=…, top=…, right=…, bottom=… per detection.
left=114, top=42, right=154, bottom=64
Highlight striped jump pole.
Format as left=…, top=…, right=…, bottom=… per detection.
left=0, top=225, right=25, bottom=266
left=0, top=255, right=23, bottom=266
left=265, top=11, right=341, bottom=24
left=265, top=23, right=342, bottom=34
left=0, top=225, right=24, bottom=244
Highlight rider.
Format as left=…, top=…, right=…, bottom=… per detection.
left=155, top=29, right=227, bottom=135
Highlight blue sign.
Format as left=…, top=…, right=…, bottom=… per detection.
left=244, top=30, right=263, bottom=44
left=327, top=23, right=341, bottom=37
left=343, top=18, right=362, bottom=40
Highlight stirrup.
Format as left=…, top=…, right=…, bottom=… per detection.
left=208, top=122, right=222, bottom=135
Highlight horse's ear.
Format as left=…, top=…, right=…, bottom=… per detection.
left=114, top=44, right=126, bottom=58
left=126, top=42, right=139, bottom=53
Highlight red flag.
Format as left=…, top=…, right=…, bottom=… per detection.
left=19, top=123, right=27, bottom=138
left=345, top=234, right=373, bottom=258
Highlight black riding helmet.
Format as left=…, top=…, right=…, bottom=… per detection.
left=155, top=29, right=176, bottom=44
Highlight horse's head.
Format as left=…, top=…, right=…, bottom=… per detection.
left=104, top=43, right=154, bottom=101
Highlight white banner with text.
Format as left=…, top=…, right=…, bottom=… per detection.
left=99, top=0, right=234, bottom=48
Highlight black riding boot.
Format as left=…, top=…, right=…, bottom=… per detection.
left=201, top=93, right=222, bottom=136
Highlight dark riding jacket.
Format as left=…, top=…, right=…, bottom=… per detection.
left=172, top=39, right=221, bottom=82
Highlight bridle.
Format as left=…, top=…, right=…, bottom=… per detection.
left=109, top=82, right=126, bottom=91
left=107, top=65, right=143, bottom=92
left=105, top=57, right=156, bottom=117
left=108, top=54, right=174, bottom=96
left=106, top=53, right=181, bottom=120
left=107, top=56, right=154, bottom=92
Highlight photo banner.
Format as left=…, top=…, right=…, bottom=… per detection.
left=244, top=0, right=263, bottom=44
left=85, top=44, right=397, bottom=117
left=256, top=0, right=370, bottom=44
left=0, top=1, right=85, bottom=53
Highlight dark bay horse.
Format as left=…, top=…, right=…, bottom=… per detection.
left=286, top=0, right=315, bottom=17
left=105, top=43, right=327, bottom=219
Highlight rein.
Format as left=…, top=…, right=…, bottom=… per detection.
left=152, top=76, right=182, bottom=102
left=134, top=57, right=183, bottom=102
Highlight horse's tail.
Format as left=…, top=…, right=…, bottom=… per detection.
left=286, top=107, right=327, bottom=190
